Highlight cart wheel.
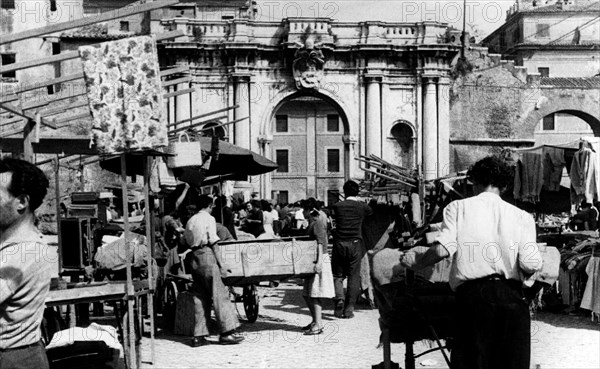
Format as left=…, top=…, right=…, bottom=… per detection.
left=242, top=285, right=259, bottom=323
left=122, top=310, right=141, bottom=369
left=162, top=280, right=179, bottom=327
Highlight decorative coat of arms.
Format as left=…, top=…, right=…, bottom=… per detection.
left=292, top=38, right=325, bottom=90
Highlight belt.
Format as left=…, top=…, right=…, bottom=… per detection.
left=0, top=341, right=42, bottom=352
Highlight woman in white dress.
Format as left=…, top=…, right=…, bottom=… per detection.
left=261, top=200, right=276, bottom=238
left=301, top=198, right=335, bottom=335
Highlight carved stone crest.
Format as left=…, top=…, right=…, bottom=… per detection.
left=292, top=37, right=325, bottom=90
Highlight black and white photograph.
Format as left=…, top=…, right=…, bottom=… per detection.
left=0, top=0, right=599, bottom=368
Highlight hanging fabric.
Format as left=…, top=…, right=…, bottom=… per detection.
left=514, top=151, right=544, bottom=203
left=570, top=141, right=599, bottom=205
left=542, top=147, right=566, bottom=192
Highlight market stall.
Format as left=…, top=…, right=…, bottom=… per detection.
left=0, top=2, right=198, bottom=367
left=513, top=138, right=600, bottom=317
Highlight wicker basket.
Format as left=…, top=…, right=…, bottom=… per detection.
left=167, top=132, right=203, bottom=168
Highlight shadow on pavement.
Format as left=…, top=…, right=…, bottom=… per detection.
left=533, top=311, right=600, bottom=331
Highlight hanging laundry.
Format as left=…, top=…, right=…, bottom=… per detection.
left=542, top=147, right=566, bottom=192
left=580, top=246, right=600, bottom=315
left=570, top=144, right=598, bottom=204
left=514, top=152, right=544, bottom=203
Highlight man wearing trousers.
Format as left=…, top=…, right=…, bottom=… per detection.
left=184, top=194, right=243, bottom=347
left=400, top=156, right=543, bottom=369
left=331, top=180, right=373, bottom=318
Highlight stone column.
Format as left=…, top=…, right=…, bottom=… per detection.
left=365, top=75, right=382, bottom=158
left=343, top=135, right=358, bottom=181
left=258, top=135, right=273, bottom=198
left=437, top=78, right=450, bottom=177
left=175, top=83, right=191, bottom=124
left=422, top=77, right=438, bottom=180
left=234, top=75, right=251, bottom=149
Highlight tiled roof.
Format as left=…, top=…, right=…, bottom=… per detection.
left=522, top=1, right=600, bottom=13
left=515, top=40, right=600, bottom=47
left=539, top=77, right=600, bottom=88
left=61, top=24, right=135, bottom=40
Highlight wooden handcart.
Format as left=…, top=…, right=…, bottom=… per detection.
left=160, top=237, right=318, bottom=323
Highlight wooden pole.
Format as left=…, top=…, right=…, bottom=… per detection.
left=143, top=155, right=155, bottom=364
left=120, top=154, right=137, bottom=368
left=54, top=155, right=63, bottom=274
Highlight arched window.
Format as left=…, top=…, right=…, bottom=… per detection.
left=390, top=120, right=415, bottom=169
left=201, top=122, right=226, bottom=139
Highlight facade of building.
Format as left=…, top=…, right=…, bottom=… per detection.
left=2, top=1, right=460, bottom=203
left=157, top=8, right=459, bottom=202
left=482, top=0, right=600, bottom=146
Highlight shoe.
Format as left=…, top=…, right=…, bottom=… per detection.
left=301, top=322, right=315, bottom=331
left=190, top=336, right=210, bottom=347
left=219, top=333, right=244, bottom=345
left=334, top=301, right=345, bottom=318
left=303, top=327, right=323, bottom=336
left=343, top=312, right=355, bottom=319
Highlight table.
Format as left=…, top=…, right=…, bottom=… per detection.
left=45, top=281, right=152, bottom=368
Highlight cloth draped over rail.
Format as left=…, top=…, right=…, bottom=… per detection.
left=514, top=151, right=545, bottom=203
left=570, top=141, right=600, bottom=206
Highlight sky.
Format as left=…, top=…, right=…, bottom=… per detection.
left=255, top=0, right=517, bottom=39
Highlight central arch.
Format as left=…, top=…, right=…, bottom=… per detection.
left=259, top=89, right=354, bottom=204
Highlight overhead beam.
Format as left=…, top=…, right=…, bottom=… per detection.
left=0, top=102, right=56, bottom=129
left=163, top=88, right=195, bottom=99
left=167, top=105, right=238, bottom=127
left=160, top=66, right=189, bottom=77
left=0, top=0, right=180, bottom=45
left=0, top=136, right=97, bottom=155
left=162, top=76, right=192, bottom=88
left=0, top=30, right=184, bottom=75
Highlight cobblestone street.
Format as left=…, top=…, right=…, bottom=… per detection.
left=141, top=282, right=600, bottom=369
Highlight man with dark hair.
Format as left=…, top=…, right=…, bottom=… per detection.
left=331, top=180, right=372, bottom=318
left=400, top=155, right=543, bottom=369
left=184, top=194, right=243, bottom=347
left=0, top=158, right=52, bottom=369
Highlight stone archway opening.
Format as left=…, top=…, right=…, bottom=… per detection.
left=201, top=121, right=227, bottom=140
left=533, top=110, right=600, bottom=146
left=390, top=120, right=416, bottom=169
left=267, top=91, right=350, bottom=205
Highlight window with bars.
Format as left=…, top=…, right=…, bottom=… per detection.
left=327, top=114, right=339, bottom=132
left=542, top=114, right=555, bottom=131
left=275, top=115, right=288, bottom=133
left=120, top=21, right=130, bottom=32
left=327, top=149, right=340, bottom=172
left=536, top=23, right=550, bottom=38
left=276, top=149, right=289, bottom=172
left=278, top=191, right=289, bottom=205
left=1, top=53, right=16, bottom=79
left=1, top=0, right=15, bottom=9
left=538, top=67, right=549, bottom=77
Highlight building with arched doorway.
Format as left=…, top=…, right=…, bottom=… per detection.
left=159, top=11, right=459, bottom=202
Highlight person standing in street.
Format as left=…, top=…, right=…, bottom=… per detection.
left=331, top=180, right=373, bottom=318
left=0, top=158, right=52, bottom=369
left=400, top=156, right=543, bottom=369
left=301, top=198, right=335, bottom=335
left=184, top=195, right=244, bottom=347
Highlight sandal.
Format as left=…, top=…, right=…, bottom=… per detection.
left=303, top=327, right=323, bottom=336
left=301, top=322, right=315, bottom=331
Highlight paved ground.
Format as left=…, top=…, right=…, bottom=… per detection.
left=140, top=282, right=599, bottom=369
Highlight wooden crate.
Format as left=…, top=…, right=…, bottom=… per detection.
left=214, top=238, right=318, bottom=285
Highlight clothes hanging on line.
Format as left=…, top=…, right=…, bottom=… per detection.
left=543, top=147, right=566, bottom=192
left=570, top=145, right=599, bottom=205
left=514, top=151, right=544, bottom=203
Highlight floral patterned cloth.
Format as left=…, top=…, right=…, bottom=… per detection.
left=79, top=35, right=167, bottom=154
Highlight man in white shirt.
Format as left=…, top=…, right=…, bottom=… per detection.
left=184, top=195, right=243, bottom=347
left=400, top=156, right=543, bottom=369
